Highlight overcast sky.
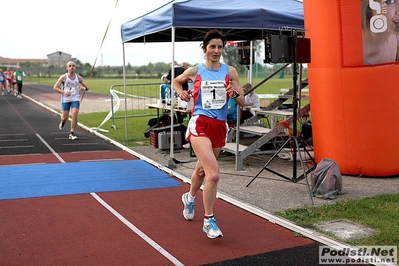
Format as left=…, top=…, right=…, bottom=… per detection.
left=1, top=0, right=204, bottom=66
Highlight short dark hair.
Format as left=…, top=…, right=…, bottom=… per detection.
left=202, top=29, right=227, bottom=48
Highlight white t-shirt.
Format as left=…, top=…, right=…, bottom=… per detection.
left=245, top=92, right=260, bottom=114
left=62, top=73, right=81, bottom=102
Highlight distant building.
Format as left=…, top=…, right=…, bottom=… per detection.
left=0, top=56, right=47, bottom=68
left=47, top=51, right=72, bottom=67
left=0, top=51, right=76, bottom=68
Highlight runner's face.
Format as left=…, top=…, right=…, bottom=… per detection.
left=67, top=63, right=76, bottom=73
left=205, top=39, right=224, bottom=62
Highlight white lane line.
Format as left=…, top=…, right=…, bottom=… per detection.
left=35, top=133, right=65, bottom=163
left=70, top=150, right=113, bottom=154
left=0, top=153, right=42, bottom=157
left=1, top=163, right=46, bottom=167
left=90, top=192, right=184, bottom=266
left=0, top=145, right=35, bottom=149
left=63, top=143, right=100, bottom=146
left=0, top=139, right=28, bottom=142
left=0, top=133, right=26, bottom=137
left=79, top=159, right=123, bottom=162
left=35, top=132, right=182, bottom=265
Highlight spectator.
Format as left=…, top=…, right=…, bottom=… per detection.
left=241, top=82, right=260, bottom=123
left=226, top=97, right=238, bottom=125
left=167, top=61, right=189, bottom=123
left=160, top=74, right=171, bottom=105
left=167, top=61, right=188, bottom=91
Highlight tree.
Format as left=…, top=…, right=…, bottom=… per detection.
left=222, top=44, right=239, bottom=67
left=147, top=62, right=155, bottom=78
left=222, top=40, right=263, bottom=75
left=136, top=65, right=148, bottom=78
left=19, top=61, right=31, bottom=75
left=48, top=65, right=55, bottom=77
left=116, top=67, right=123, bottom=78
left=126, top=62, right=133, bottom=72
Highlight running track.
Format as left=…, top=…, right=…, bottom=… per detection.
left=0, top=85, right=325, bottom=266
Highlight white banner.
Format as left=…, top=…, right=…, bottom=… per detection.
left=91, top=89, right=120, bottom=132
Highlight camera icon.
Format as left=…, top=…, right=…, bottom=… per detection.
left=370, top=14, right=387, bottom=33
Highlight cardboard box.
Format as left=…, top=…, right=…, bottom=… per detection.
left=150, top=131, right=158, bottom=148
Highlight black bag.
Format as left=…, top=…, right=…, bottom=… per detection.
left=145, top=114, right=172, bottom=137
left=144, top=124, right=158, bottom=138
left=144, top=115, right=183, bottom=138
left=148, top=118, right=158, bottom=127
left=300, top=120, right=313, bottom=145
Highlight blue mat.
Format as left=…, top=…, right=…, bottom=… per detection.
left=0, top=160, right=182, bottom=200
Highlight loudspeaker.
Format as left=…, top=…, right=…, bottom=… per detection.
left=238, top=41, right=254, bottom=65
left=264, top=34, right=311, bottom=64
left=295, top=37, right=311, bottom=64
left=264, top=34, right=291, bottom=63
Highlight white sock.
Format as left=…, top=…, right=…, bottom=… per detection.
left=204, top=213, right=214, bottom=220
left=188, top=193, right=195, bottom=202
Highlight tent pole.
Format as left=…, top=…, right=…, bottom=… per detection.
left=168, top=27, right=176, bottom=169
left=249, top=40, right=253, bottom=84
left=122, top=43, right=129, bottom=140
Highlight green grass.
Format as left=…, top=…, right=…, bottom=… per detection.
left=33, top=76, right=399, bottom=253
left=78, top=110, right=154, bottom=147
left=26, top=75, right=298, bottom=96
left=276, top=194, right=399, bottom=247
left=26, top=77, right=148, bottom=95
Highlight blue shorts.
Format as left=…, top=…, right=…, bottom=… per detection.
left=61, top=101, right=80, bottom=111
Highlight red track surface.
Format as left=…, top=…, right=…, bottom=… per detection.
left=0, top=151, right=315, bottom=265
left=0, top=85, right=320, bottom=265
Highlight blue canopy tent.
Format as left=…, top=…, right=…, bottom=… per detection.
left=120, top=0, right=304, bottom=166
left=121, top=0, right=304, bottom=43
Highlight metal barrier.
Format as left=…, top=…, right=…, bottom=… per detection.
left=91, top=82, right=166, bottom=139
left=109, top=82, right=163, bottom=128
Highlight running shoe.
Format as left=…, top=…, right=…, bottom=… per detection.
left=1, top=91, right=4, bottom=95
left=59, top=121, right=65, bottom=130
left=69, top=132, right=78, bottom=140
left=203, top=217, right=223, bottom=238
left=181, top=192, right=195, bottom=221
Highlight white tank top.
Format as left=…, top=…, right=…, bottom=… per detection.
left=62, top=73, right=80, bottom=102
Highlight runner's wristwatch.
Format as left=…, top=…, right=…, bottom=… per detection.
left=230, top=90, right=239, bottom=99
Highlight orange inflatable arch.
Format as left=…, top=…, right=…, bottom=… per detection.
left=303, top=0, right=399, bottom=176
